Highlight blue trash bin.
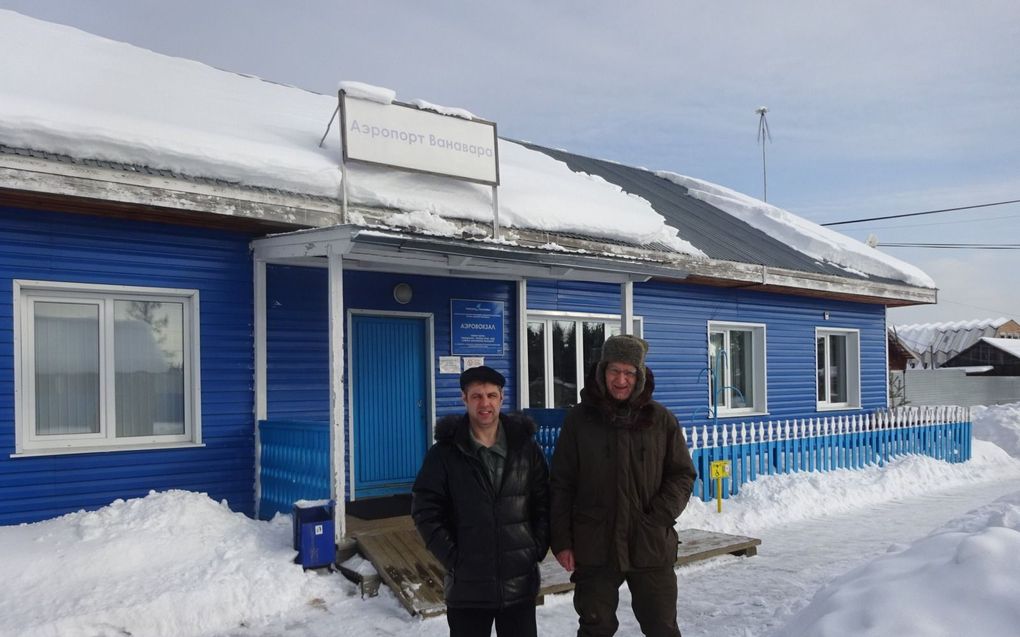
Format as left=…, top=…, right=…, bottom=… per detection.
left=292, top=500, right=335, bottom=569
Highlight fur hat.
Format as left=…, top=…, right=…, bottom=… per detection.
left=596, top=334, right=649, bottom=401
left=459, top=365, right=505, bottom=391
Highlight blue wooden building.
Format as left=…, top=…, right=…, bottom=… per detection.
left=1, top=10, right=959, bottom=536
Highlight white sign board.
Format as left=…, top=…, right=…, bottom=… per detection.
left=439, top=356, right=462, bottom=374
left=341, top=94, right=499, bottom=185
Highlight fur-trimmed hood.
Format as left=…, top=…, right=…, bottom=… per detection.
left=434, top=411, right=538, bottom=452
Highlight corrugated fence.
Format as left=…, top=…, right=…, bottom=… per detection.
left=257, top=420, right=330, bottom=519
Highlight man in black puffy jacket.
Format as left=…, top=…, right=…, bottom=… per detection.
left=412, top=365, right=550, bottom=637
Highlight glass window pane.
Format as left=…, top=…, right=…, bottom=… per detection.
left=730, top=330, right=753, bottom=408
left=582, top=322, right=606, bottom=380
left=829, top=334, right=848, bottom=403
left=817, top=336, right=827, bottom=401
left=709, top=331, right=724, bottom=409
left=114, top=301, right=185, bottom=437
left=527, top=321, right=546, bottom=409
left=551, top=321, right=577, bottom=408
left=34, top=302, right=100, bottom=435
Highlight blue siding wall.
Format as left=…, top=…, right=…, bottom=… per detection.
left=266, top=266, right=329, bottom=421
left=265, top=266, right=518, bottom=420
left=528, top=279, right=888, bottom=425
left=263, top=266, right=516, bottom=503
left=0, top=207, right=256, bottom=525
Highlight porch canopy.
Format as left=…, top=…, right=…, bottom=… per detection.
left=251, top=224, right=689, bottom=541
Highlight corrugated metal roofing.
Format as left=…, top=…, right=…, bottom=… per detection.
left=518, top=141, right=903, bottom=286
left=893, top=317, right=1017, bottom=368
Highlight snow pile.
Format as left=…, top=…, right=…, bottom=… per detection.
left=773, top=491, right=1020, bottom=637
left=971, top=401, right=1020, bottom=458
left=0, top=490, right=349, bottom=637
left=657, top=172, right=936, bottom=289
left=679, top=440, right=1020, bottom=536
left=0, top=10, right=701, bottom=256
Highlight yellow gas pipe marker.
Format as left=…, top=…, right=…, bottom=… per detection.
left=710, top=460, right=731, bottom=513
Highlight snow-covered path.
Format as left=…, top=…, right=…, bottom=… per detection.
left=675, top=475, right=1020, bottom=637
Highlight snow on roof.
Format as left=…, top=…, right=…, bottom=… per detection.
left=337, top=81, right=395, bottom=104
left=894, top=318, right=1009, bottom=352
left=658, top=173, right=936, bottom=289
left=981, top=337, right=1020, bottom=359
left=0, top=9, right=932, bottom=287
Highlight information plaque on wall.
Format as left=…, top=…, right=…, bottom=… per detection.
left=451, top=299, right=504, bottom=357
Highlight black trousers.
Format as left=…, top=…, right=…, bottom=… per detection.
left=571, top=565, right=681, bottom=637
left=446, top=601, right=538, bottom=637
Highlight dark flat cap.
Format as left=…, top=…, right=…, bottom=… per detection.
left=460, top=365, right=506, bottom=390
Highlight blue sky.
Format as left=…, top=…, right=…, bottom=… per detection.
left=2, top=0, right=1017, bottom=325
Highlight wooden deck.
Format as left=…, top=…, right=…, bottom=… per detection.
left=344, top=515, right=761, bottom=617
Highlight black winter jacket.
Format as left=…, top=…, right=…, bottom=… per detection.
left=411, top=412, right=550, bottom=609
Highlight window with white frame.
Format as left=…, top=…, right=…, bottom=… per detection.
left=816, top=328, right=861, bottom=410
left=14, top=281, right=201, bottom=455
left=708, top=322, right=767, bottom=415
left=526, top=312, right=642, bottom=408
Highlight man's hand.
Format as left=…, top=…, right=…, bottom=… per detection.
left=555, top=548, right=575, bottom=572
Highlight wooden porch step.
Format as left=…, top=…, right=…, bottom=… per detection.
left=350, top=519, right=760, bottom=617
left=536, top=528, right=761, bottom=599
left=353, top=524, right=447, bottom=617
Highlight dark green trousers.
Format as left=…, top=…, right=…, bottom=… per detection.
left=571, top=565, right=681, bottom=637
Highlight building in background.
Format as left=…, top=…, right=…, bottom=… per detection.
left=893, top=318, right=1020, bottom=369
left=1, top=10, right=944, bottom=527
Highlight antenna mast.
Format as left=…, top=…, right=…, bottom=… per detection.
left=755, top=106, right=772, bottom=202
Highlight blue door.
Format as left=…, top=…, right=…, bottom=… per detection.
left=351, top=314, right=429, bottom=498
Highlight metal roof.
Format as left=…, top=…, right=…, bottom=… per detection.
left=519, top=141, right=902, bottom=286
left=893, top=318, right=1017, bottom=368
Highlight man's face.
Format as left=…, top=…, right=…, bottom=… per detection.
left=605, top=362, right=638, bottom=401
left=462, top=382, right=504, bottom=429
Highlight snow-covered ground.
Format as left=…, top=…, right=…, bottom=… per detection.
left=2, top=404, right=1020, bottom=637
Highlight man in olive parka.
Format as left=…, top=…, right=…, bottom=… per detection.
left=551, top=335, right=697, bottom=637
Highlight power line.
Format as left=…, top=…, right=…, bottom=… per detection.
left=844, top=210, right=1020, bottom=232
left=821, top=198, right=1020, bottom=227
left=879, top=242, right=1020, bottom=249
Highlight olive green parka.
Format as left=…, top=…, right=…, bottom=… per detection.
left=550, top=366, right=697, bottom=571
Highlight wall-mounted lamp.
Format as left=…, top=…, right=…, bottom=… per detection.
left=393, top=282, right=413, bottom=304
left=823, top=311, right=830, bottom=321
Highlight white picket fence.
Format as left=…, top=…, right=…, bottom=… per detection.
left=687, top=406, right=972, bottom=501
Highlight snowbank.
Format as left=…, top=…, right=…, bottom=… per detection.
left=0, top=491, right=351, bottom=637
left=773, top=491, right=1020, bottom=637
left=678, top=440, right=1020, bottom=536
left=971, top=401, right=1020, bottom=457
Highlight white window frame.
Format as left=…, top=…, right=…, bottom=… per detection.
left=13, top=280, right=203, bottom=456
left=707, top=321, right=768, bottom=417
left=815, top=327, right=861, bottom=411
left=525, top=310, right=643, bottom=409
